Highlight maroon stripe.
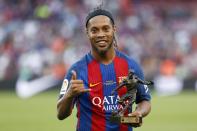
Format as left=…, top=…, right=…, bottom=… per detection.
left=114, top=56, right=129, bottom=131
left=88, top=60, right=106, bottom=131
left=76, top=101, right=80, bottom=129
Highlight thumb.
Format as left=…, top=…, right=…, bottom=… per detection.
left=128, top=111, right=142, bottom=117
left=71, top=70, right=77, bottom=80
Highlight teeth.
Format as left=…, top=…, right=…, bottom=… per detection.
left=97, top=41, right=106, bottom=43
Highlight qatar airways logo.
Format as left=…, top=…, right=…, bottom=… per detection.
left=92, top=95, right=123, bottom=111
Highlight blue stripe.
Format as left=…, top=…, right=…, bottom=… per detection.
left=100, top=63, right=119, bottom=131
left=128, top=126, right=133, bottom=131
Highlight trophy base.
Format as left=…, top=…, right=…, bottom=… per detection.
left=110, top=115, right=142, bottom=126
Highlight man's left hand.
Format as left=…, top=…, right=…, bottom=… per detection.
left=128, top=111, right=142, bottom=127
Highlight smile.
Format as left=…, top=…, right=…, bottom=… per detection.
left=96, top=40, right=107, bottom=44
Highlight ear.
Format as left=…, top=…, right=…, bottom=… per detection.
left=85, top=28, right=89, bottom=37
left=113, top=25, right=117, bottom=33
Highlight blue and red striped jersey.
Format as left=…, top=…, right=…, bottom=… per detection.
left=59, top=50, right=151, bottom=131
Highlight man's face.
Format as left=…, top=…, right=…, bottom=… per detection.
left=86, top=15, right=116, bottom=55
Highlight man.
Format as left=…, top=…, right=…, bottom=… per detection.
left=57, top=8, right=151, bottom=131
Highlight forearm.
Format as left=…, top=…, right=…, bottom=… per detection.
left=57, top=94, right=75, bottom=120
left=135, top=100, right=151, bottom=117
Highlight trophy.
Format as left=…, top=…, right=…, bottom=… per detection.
left=110, top=70, right=153, bottom=127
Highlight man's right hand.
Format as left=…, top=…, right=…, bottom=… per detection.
left=66, top=70, right=91, bottom=98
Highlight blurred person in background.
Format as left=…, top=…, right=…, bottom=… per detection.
left=16, top=36, right=66, bottom=98
left=57, top=8, right=151, bottom=131
left=0, top=0, right=196, bottom=97
left=154, top=59, right=183, bottom=96
left=0, top=34, right=18, bottom=80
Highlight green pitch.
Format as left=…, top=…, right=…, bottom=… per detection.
left=0, top=90, right=197, bottom=131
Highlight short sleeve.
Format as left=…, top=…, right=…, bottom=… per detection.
left=58, top=64, right=77, bottom=100
left=128, top=59, right=151, bottom=104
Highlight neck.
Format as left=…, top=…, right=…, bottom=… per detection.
left=91, top=47, right=116, bottom=65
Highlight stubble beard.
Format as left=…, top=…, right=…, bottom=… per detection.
left=92, top=41, right=113, bottom=58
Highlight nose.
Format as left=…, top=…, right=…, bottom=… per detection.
left=97, top=31, right=105, bottom=38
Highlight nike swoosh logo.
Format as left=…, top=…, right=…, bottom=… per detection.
left=89, top=82, right=101, bottom=87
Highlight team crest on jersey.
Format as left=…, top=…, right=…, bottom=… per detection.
left=118, top=76, right=127, bottom=84
left=60, top=79, right=69, bottom=95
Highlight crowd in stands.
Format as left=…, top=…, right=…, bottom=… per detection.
left=0, top=0, right=197, bottom=88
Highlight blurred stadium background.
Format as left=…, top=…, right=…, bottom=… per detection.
left=0, top=0, right=197, bottom=130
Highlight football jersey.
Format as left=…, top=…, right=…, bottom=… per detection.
left=59, top=50, right=151, bottom=131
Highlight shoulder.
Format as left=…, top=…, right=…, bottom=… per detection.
left=69, top=54, right=90, bottom=71
left=116, top=50, right=141, bottom=69
left=116, top=50, right=144, bottom=79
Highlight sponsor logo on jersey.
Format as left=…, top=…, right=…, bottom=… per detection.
left=91, top=95, right=123, bottom=111
left=89, top=82, right=101, bottom=87
left=90, top=81, right=116, bottom=88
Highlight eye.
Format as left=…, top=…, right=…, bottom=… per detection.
left=103, top=26, right=110, bottom=32
left=90, top=27, right=98, bottom=34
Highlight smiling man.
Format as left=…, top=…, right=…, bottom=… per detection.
left=57, top=8, right=151, bottom=131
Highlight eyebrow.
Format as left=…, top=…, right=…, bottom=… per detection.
left=90, top=24, right=112, bottom=29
